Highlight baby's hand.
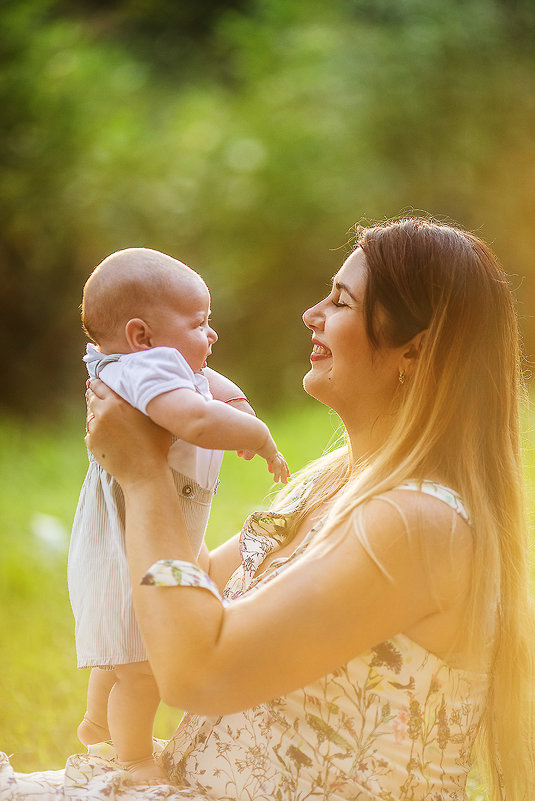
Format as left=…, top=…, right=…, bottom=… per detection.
left=237, top=448, right=290, bottom=484
left=266, top=452, right=291, bottom=484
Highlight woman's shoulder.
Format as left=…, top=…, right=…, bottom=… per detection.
left=357, top=480, right=473, bottom=593
left=391, top=479, right=471, bottom=524
left=363, top=479, right=472, bottom=538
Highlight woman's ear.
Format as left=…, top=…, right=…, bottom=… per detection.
left=124, top=318, right=153, bottom=351
left=399, top=329, right=427, bottom=378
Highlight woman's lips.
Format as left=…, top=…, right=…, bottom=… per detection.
left=310, top=341, right=332, bottom=362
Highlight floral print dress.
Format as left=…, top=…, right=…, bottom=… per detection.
left=0, top=481, right=489, bottom=801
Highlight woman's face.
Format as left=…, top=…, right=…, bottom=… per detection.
left=302, top=248, right=402, bottom=425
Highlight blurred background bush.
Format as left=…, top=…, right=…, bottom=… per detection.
left=1, top=0, right=534, bottom=416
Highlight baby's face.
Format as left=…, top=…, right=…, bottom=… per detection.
left=149, top=278, right=217, bottom=372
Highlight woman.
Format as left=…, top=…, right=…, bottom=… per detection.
left=2, top=217, right=534, bottom=800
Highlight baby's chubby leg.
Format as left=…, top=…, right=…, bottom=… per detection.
left=78, top=667, right=115, bottom=745
left=108, top=660, right=169, bottom=785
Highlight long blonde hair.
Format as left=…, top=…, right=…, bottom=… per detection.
left=275, top=218, right=535, bottom=800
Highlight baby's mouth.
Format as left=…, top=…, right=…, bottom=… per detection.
left=203, top=348, right=213, bottom=368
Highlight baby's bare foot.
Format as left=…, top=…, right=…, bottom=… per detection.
left=120, top=755, right=171, bottom=785
left=77, top=715, right=111, bottom=746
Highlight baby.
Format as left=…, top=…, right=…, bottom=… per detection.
left=68, top=247, right=289, bottom=784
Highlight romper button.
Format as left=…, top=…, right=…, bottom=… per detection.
left=182, top=485, right=194, bottom=497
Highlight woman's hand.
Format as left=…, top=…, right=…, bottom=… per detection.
left=85, top=379, right=172, bottom=487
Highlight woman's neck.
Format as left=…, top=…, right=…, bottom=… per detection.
left=344, top=411, right=395, bottom=465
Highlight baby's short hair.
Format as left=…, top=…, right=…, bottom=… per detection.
left=82, top=248, right=201, bottom=346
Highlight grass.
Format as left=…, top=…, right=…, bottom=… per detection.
left=0, top=399, right=533, bottom=800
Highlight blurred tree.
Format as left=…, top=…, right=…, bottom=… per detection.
left=57, top=0, right=253, bottom=80
left=1, top=0, right=534, bottom=415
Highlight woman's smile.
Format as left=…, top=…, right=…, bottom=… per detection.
left=310, top=338, right=332, bottom=361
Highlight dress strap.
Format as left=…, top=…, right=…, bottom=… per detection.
left=396, top=479, right=471, bottom=524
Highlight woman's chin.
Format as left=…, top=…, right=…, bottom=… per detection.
left=303, top=370, right=340, bottom=416
left=303, top=370, right=325, bottom=402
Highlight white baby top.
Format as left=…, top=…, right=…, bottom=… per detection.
left=84, top=344, right=223, bottom=491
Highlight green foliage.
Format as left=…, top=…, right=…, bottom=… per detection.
left=1, top=0, right=535, bottom=414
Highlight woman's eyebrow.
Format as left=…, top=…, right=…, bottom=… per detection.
left=335, top=280, right=358, bottom=302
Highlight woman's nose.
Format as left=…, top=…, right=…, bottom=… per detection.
left=303, top=300, right=324, bottom=330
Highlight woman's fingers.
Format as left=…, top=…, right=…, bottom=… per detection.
left=85, top=379, right=115, bottom=438
left=84, top=381, right=130, bottom=465
left=85, top=379, right=111, bottom=433
left=86, top=377, right=114, bottom=404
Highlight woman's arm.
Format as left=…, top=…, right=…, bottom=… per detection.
left=86, top=382, right=471, bottom=716
left=198, top=537, right=242, bottom=593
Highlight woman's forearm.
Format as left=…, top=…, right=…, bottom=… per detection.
left=124, top=468, right=197, bottom=577
left=122, top=467, right=225, bottom=703
left=198, top=537, right=242, bottom=592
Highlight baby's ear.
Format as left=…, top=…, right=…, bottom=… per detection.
left=125, top=318, right=153, bottom=350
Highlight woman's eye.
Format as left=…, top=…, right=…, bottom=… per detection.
left=332, top=299, right=347, bottom=308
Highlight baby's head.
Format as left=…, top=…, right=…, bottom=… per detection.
left=82, top=248, right=217, bottom=372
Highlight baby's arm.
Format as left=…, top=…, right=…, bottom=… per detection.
left=202, top=367, right=255, bottom=416
left=146, top=389, right=289, bottom=483
left=202, top=367, right=258, bottom=461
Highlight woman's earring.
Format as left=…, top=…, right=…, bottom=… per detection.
left=398, top=370, right=405, bottom=385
